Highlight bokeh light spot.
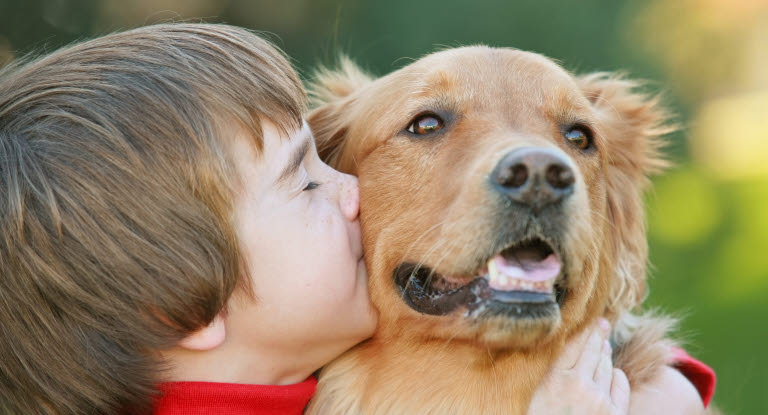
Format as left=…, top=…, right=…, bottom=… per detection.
left=692, top=91, right=768, bottom=180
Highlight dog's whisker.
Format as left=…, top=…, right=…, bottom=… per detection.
left=424, top=241, right=454, bottom=289
left=418, top=236, right=453, bottom=289
left=401, top=234, right=452, bottom=294
left=399, top=217, right=453, bottom=267
left=418, top=212, right=478, bottom=290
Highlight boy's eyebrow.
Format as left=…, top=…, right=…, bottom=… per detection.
left=277, top=135, right=311, bottom=185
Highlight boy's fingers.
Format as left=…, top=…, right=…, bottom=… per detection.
left=552, top=327, right=591, bottom=369
left=574, top=326, right=607, bottom=376
left=553, top=319, right=609, bottom=370
left=610, top=368, right=631, bottom=413
left=593, top=340, right=613, bottom=390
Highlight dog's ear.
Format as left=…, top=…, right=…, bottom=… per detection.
left=307, top=56, right=373, bottom=171
left=577, top=73, right=674, bottom=317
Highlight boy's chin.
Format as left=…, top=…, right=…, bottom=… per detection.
left=356, top=255, right=367, bottom=271
left=340, top=302, right=378, bottom=347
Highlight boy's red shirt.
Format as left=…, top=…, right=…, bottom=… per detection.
left=153, top=377, right=316, bottom=415
left=153, top=350, right=715, bottom=413
left=671, top=347, right=716, bottom=408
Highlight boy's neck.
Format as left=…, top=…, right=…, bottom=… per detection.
left=160, top=341, right=322, bottom=385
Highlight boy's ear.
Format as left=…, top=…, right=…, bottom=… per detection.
left=576, top=73, right=674, bottom=316
left=178, top=314, right=226, bottom=351
left=307, top=56, right=372, bottom=171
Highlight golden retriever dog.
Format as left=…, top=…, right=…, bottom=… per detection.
left=305, top=46, right=688, bottom=414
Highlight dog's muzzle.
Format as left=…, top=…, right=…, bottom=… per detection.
left=391, top=147, right=576, bottom=320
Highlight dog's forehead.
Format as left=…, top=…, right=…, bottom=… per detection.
left=399, top=46, right=582, bottom=106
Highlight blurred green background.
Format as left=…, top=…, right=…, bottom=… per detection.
left=1, top=0, right=766, bottom=412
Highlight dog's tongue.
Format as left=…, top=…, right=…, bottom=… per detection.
left=495, top=253, right=561, bottom=281
left=487, top=253, right=561, bottom=292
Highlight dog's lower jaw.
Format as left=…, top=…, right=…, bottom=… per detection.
left=305, top=336, right=556, bottom=415
left=473, top=314, right=561, bottom=348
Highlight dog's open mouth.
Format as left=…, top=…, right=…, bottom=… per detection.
left=393, top=237, right=566, bottom=318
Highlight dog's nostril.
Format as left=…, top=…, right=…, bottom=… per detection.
left=498, top=164, right=528, bottom=189
left=546, top=164, right=574, bottom=189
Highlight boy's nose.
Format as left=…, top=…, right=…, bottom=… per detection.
left=340, top=174, right=360, bottom=221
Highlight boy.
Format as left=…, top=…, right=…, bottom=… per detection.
left=0, top=23, right=339, bottom=413
left=0, top=23, right=707, bottom=415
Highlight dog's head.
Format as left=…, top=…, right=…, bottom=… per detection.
left=309, top=46, right=670, bottom=349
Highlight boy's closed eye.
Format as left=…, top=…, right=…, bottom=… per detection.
left=274, top=132, right=324, bottom=194
left=304, top=181, right=321, bottom=191
left=276, top=133, right=312, bottom=186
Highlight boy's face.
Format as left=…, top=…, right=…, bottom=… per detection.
left=225, top=120, right=376, bottom=375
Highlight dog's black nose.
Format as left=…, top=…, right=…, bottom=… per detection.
left=491, top=147, right=575, bottom=211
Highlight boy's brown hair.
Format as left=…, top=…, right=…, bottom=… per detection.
left=0, top=23, right=306, bottom=414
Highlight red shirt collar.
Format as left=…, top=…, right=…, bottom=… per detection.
left=154, top=376, right=317, bottom=415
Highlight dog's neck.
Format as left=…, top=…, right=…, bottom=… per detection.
left=308, top=331, right=563, bottom=415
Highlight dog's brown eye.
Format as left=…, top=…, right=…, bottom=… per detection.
left=407, top=114, right=443, bottom=135
left=564, top=126, right=592, bottom=150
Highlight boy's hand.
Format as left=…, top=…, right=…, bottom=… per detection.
left=527, top=319, right=630, bottom=415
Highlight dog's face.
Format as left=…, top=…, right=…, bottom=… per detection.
left=309, top=46, right=668, bottom=350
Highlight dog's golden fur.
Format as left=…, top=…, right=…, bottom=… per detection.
left=305, top=47, right=690, bottom=414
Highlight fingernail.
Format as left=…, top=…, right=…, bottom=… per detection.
left=598, top=318, right=611, bottom=333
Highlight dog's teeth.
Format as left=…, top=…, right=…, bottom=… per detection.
left=487, top=258, right=498, bottom=281
left=498, top=274, right=508, bottom=286
left=486, top=257, right=556, bottom=292
left=486, top=256, right=556, bottom=293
